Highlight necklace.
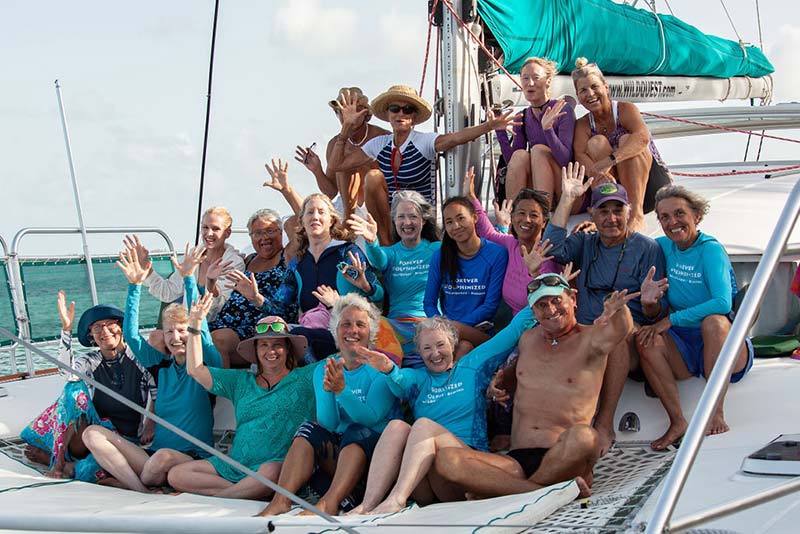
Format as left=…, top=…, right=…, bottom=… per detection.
left=348, top=124, right=369, bottom=146
left=543, top=323, right=577, bottom=347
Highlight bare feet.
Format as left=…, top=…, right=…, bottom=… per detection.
left=97, top=477, right=125, bottom=489
left=575, top=476, right=592, bottom=498
left=258, top=497, right=292, bottom=517
left=706, top=411, right=730, bottom=436
left=651, top=418, right=688, bottom=451
left=594, top=424, right=616, bottom=457
left=370, top=495, right=407, bottom=515
left=298, top=498, right=339, bottom=516
left=24, top=445, right=51, bottom=465
left=344, top=504, right=366, bottom=516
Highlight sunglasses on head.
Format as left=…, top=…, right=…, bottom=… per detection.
left=387, top=104, right=417, bottom=115
left=527, top=275, right=569, bottom=294
left=255, top=321, right=287, bottom=334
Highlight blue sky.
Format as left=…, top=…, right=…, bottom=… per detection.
left=2, top=0, right=798, bottom=255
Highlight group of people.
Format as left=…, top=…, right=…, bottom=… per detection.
left=19, top=56, right=753, bottom=515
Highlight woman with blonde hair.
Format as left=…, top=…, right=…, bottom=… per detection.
left=499, top=56, right=576, bottom=204
left=258, top=189, right=384, bottom=361
left=571, top=58, right=671, bottom=230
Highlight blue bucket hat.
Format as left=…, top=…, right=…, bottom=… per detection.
left=77, top=304, right=125, bottom=347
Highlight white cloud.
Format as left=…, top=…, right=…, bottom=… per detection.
left=378, top=8, right=428, bottom=58
left=273, top=0, right=357, bottom=54
left=767, top=25, right=800, bottom=102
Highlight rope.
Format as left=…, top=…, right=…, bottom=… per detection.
left=419, top=0, right=438, bottom=95
left=671, top=165, right=800, bottom=178
left=440, top=0, right=523, bottom=91
left=640, top=111, right=800, bottom=145
left=719, top=0, right=744, bottom=44
left=0, top=326, right=358, bottom=534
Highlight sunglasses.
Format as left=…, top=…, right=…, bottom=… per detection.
left=255, top=321, right=287, bottom=334
left=387, top=104, right=417, bottom=115
left=527, top=275, right=569, bottom=294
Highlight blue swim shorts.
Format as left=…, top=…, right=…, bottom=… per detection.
left=668, top=325, right=754, bottom=383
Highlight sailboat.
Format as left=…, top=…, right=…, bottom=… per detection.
left=2, top=1, right=800, bottom=532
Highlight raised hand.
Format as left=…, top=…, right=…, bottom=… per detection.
left=117, top=245, right=152, bottom=285
left=171, top=243, right=207, bottom=279
left=189, top=291, right=215, bottom=327
left=338, top=89, right=369, bottom=136
left=594, top=289, right=640, bottom=326
left=571, top=220, right=597, bottom=235
left=347, top=212, right=378, bottom=245
left=263, top=158, right=290, bottom=193
left=493, top=199, right=512, bottom=230
left=521, top=238, right=555, bottom=277
left=353, top=345, right=394, bottom=374
left=123, top=234, right=150, bottom=270
left=463, top=166, right=477, bottom=200
left=57, top=290, right=75, bottom=332
left=640, top=266, right=669, bottom=306
left=323, top=357, right=346, bottom=394
left=561, top=162, right=591, bottom=202
left=485, top=108, right=521, bottom=131
left=339, top=250, right=371, bottom=293
left=561, top=261, right=581, bottom=283
left=294, top=145, right=323, bottom=175
left=540, top=98, right=567, bottom=131
left=312, top=284, right=340, bottom=308
left=225, top=269, right=260, bottom=303
left=206, top=258, right=233, bottom=285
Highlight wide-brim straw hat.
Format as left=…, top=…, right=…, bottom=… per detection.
left=328, top=87, right=369, bottom=112
left=77, top=304, right=125, bottom=347
left=370, top=85, right=432, bottom=125
left=236, top=317, right=308, bottom=365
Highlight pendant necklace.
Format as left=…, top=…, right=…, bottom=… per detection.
left=545, top=324, right=576, bottom=347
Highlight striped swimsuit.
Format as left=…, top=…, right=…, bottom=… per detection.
left=362, top=130, right=439, bottom=204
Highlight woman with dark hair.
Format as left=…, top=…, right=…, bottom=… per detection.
left=423, top=196, right=508, bottom=355
left=167, top=303, right=317, bottom=499
left=348, top=190, right=441, bottom=364
left=464, top=167, right=560, bottom=316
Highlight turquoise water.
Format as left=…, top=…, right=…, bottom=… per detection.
left=0, top=255, right=174, bottom=375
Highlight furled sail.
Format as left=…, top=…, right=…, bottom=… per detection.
left=477, top=0, right=773, bottom=78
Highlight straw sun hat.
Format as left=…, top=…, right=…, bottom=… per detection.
left=370, top=85, right=432, bottom=125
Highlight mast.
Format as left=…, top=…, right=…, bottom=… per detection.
left=440, top=0, right=483, bottom=198
left=54, top=80, right=99, bottom=306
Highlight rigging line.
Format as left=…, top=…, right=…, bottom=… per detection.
left=419, top=0, right=439, bottom=95
left=0, top=327, right=358, bottom=534
left=755, top=0, right=764, bottom=51
left=662, top=0, right=675, bottom=16
left=671, top=165, right=800, bottom=178
left=640, top=111, right=800, bottom=144
left=756, top=129, right=766, bottom=161
left=719, top=0, right=744, bottom=43
left=194, top=0, right=221, bottom=247
left=440, top=0, right=523, bottom=92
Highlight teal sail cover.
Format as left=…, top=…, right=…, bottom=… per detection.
left=477, top=0, right=773, bottom=78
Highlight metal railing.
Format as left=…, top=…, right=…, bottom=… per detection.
left=5, top=227, right=175, bottom=377
left=644, top=178, right=800, bottom=532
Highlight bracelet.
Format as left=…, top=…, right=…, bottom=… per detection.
left=187, top=326, right=202, bottom=335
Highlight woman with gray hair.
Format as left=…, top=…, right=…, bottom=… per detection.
left=636, top=185, right=753, bottom=450
left=259, top=293, right=401, bottom=517
left=347, top=315, right=509, bottom=515
left=347, top=190, right=441, bottom=364
left=209, top=208, right=292, bottom=367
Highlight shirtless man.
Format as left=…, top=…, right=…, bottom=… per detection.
left=294, top=87, right=389, bottom=221
left=435, top=273, right=636, bottom=498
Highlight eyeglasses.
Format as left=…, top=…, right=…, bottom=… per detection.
left=255, top=321, right=287, bottom=334
left=90, top=320, right=120, bottom=334
left=250, top=228, right=281, bottom=238
left=387, top=104, right=417, bottom=115
left=527, top=275, right=569, bottom=294
left=585, top=237, right=627, bottom=293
